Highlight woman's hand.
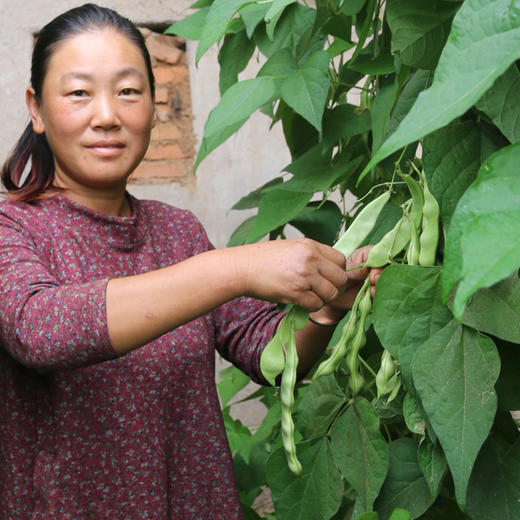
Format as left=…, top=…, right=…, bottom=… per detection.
left=308, top=245, right=383, bottom=325
left=232, top=238, right=349, bottom=311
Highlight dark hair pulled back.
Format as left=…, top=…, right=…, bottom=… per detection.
left=1, top=3, right=155, bottom=201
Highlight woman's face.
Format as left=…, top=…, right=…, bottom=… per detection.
left=27, top=29, right=154, bottom=193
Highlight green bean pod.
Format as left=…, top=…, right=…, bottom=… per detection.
left=406, top=213, right=420, bottom=266
left=347, top=288, right=372, bottom=395
left=401, top=173, right=424, bottom=231
left=418, top=172, right=440, bottom=266
left=376, top=349, right=397, bottom=398
left=280, top=324, right=302, bottom=476
left=365, top=213, right=411, bottom=268
left=312, top=310, right=357, bottom=380
left=333, top=191, right=390, bottom=260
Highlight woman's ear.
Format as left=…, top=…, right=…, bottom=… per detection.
left=26, top=87, right=45, bottom=134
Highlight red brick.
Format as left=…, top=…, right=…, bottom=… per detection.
left=131, top=160, right=183, bottom=179
left=155, top=87, right=170, bottom=104
left=151, top=121, right=182, bottom=141
left=146, top=33, right=183, bottom=64
left=145, top=143, right=185, bottom=161
left=155, top=104, right=171, bottom=123
left=153, top=64, right=187, bottom=85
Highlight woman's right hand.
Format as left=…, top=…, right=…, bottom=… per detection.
left=230, top=238, right=349, bottom=312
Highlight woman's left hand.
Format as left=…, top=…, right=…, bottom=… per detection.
left=309, top=245, right=383, bottom=325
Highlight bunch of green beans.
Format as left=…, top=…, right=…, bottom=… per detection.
left=259, top=176, right=440, bottom=476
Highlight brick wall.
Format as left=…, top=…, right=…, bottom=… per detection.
left=130, top=28, right=196, bottom=183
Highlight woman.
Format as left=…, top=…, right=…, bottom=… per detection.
left=0, top=4, right=380, bottom=519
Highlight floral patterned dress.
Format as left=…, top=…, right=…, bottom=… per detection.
left=0, top=193, right=279, bottom=519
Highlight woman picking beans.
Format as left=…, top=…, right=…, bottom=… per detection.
left=0, top=4, right=381, bottom=519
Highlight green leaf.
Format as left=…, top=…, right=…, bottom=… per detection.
left=402, top=392, right=426, bottom=436
left=280, top=51, right=330, bottom=131
left=296, top=374, right=345, bottom=439
left=412, top=321, right=500, bottom=507
left=323, top=104, right=372, bottom=148
left=266, top=438, right=344, bottom=520
left=218, top=30, right=255, bottom=94
left=196, top=77, right=277, bottom=168
left=422, top=121, right=482, bottom=228
left=386, top=70, right=431, bottom=139
left=246, top=189, right=313, bottom=243
left=371, top=82, right=399, bottom=153
left=166, top=7, right=210, bottom=40
left=442, top=142, right=520, bottom=317
left=217, top=365, right=251, bottom=406
left=330, top=397, right=390, bottom=513
left=240, top=2, right=271, bottom=38
left=375, top=438, right=435, bottom=520
left=265, top=0, right=298, bottom=40
left=389, top=510, right=411, bottom=520
left=232, top=177, right=284, bottom=210
left=466, top=437, right=520, bottom=520
left=254, top=4, right=316, bottom=59
left=289, top=200, right=343, bottom=245
left=459, top=272, right=520, bottom=343
left=341, top=0, right=366, bottom=16
left=227, top=216, right=255, bottom=247
left=360, top=0, right=520, bottom=180
left=373, top=265, right=452, bottom=389
left=417, top=438, right=447, bottom=499
left=386, top=0, right=459, bottom=69
left=222, top=407, right=254, bottom=461
left=196, top=0, right=250, bottom=63
left=348, top=54, right=396, bottom=75
left=476, top=63, right=520, bottom=144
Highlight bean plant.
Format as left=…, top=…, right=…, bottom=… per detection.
left=169, top=0, right=520, bottom=518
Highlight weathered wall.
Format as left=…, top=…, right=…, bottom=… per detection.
left=0, top=0, right=291, bottom=247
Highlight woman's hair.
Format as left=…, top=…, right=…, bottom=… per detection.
left=1, top=3, right=155, bottom=201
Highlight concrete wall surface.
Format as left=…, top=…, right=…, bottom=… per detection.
left=0, top=0, right=291, bottom=247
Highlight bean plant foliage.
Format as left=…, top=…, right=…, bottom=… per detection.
left=168, top=0, right=520, bottom=518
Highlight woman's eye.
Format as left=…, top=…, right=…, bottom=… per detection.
left=70, top=90, right=88, bottom=97
left=120, top=88, right=139, bottom=96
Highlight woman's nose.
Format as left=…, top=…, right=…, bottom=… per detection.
left=91, top=94, right=120, bottom=129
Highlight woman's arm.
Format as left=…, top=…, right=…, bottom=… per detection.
left=106, top=238, right=350, bottom=355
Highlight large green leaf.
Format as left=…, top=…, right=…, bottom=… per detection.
left=246, top=189, right=312, bottom=243
left=385, top=70, right=431, bottom=138
left=266, top=438, right=343, bottom=520
left=330, top=397, right=390, bottom=513
left=422, top=121, right=482, bottom=227
left=442, top=142, right=520, bottom=317
left=466, top=437, right=520, bottom=520
left=476, top=63, right=520, bottom=144
left=217, top=365, right=251, bottom=406
left=459, top=272, right=520, bottom=343
left=280, top=51, right=330, bottom=131
left=265, top=0, right=298, bottom=40
left=218, top=30, right=255, bottom=94
left=412, top=321, right=500, bottom=507
left=166, top=7, right=209, bottom=39
left=254, top=4, right=316, bottom=59
left=360, top=0, right=520, bottom=180
left=323, top=104, right=371, bottom=148
left=289, top=200, right=343, bottom=245
left=195, top=77, right=277, bottom=168
left=374, top=438, right=435, bottom=520
left=240, top=2, right=270, bottom=38
left=386, top=0, right=460, bottom=69
left=196, top=0, right=250, bottom=63
left=372, top=265, right=452, bottom=389
left=295, top=374, right=345, bottom=439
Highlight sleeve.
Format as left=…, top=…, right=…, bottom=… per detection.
left=0, top=212, right=118, bottom=373
left=212, top=296, right=284, bottom=385
left=178, top=210, right=285, bottom=385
